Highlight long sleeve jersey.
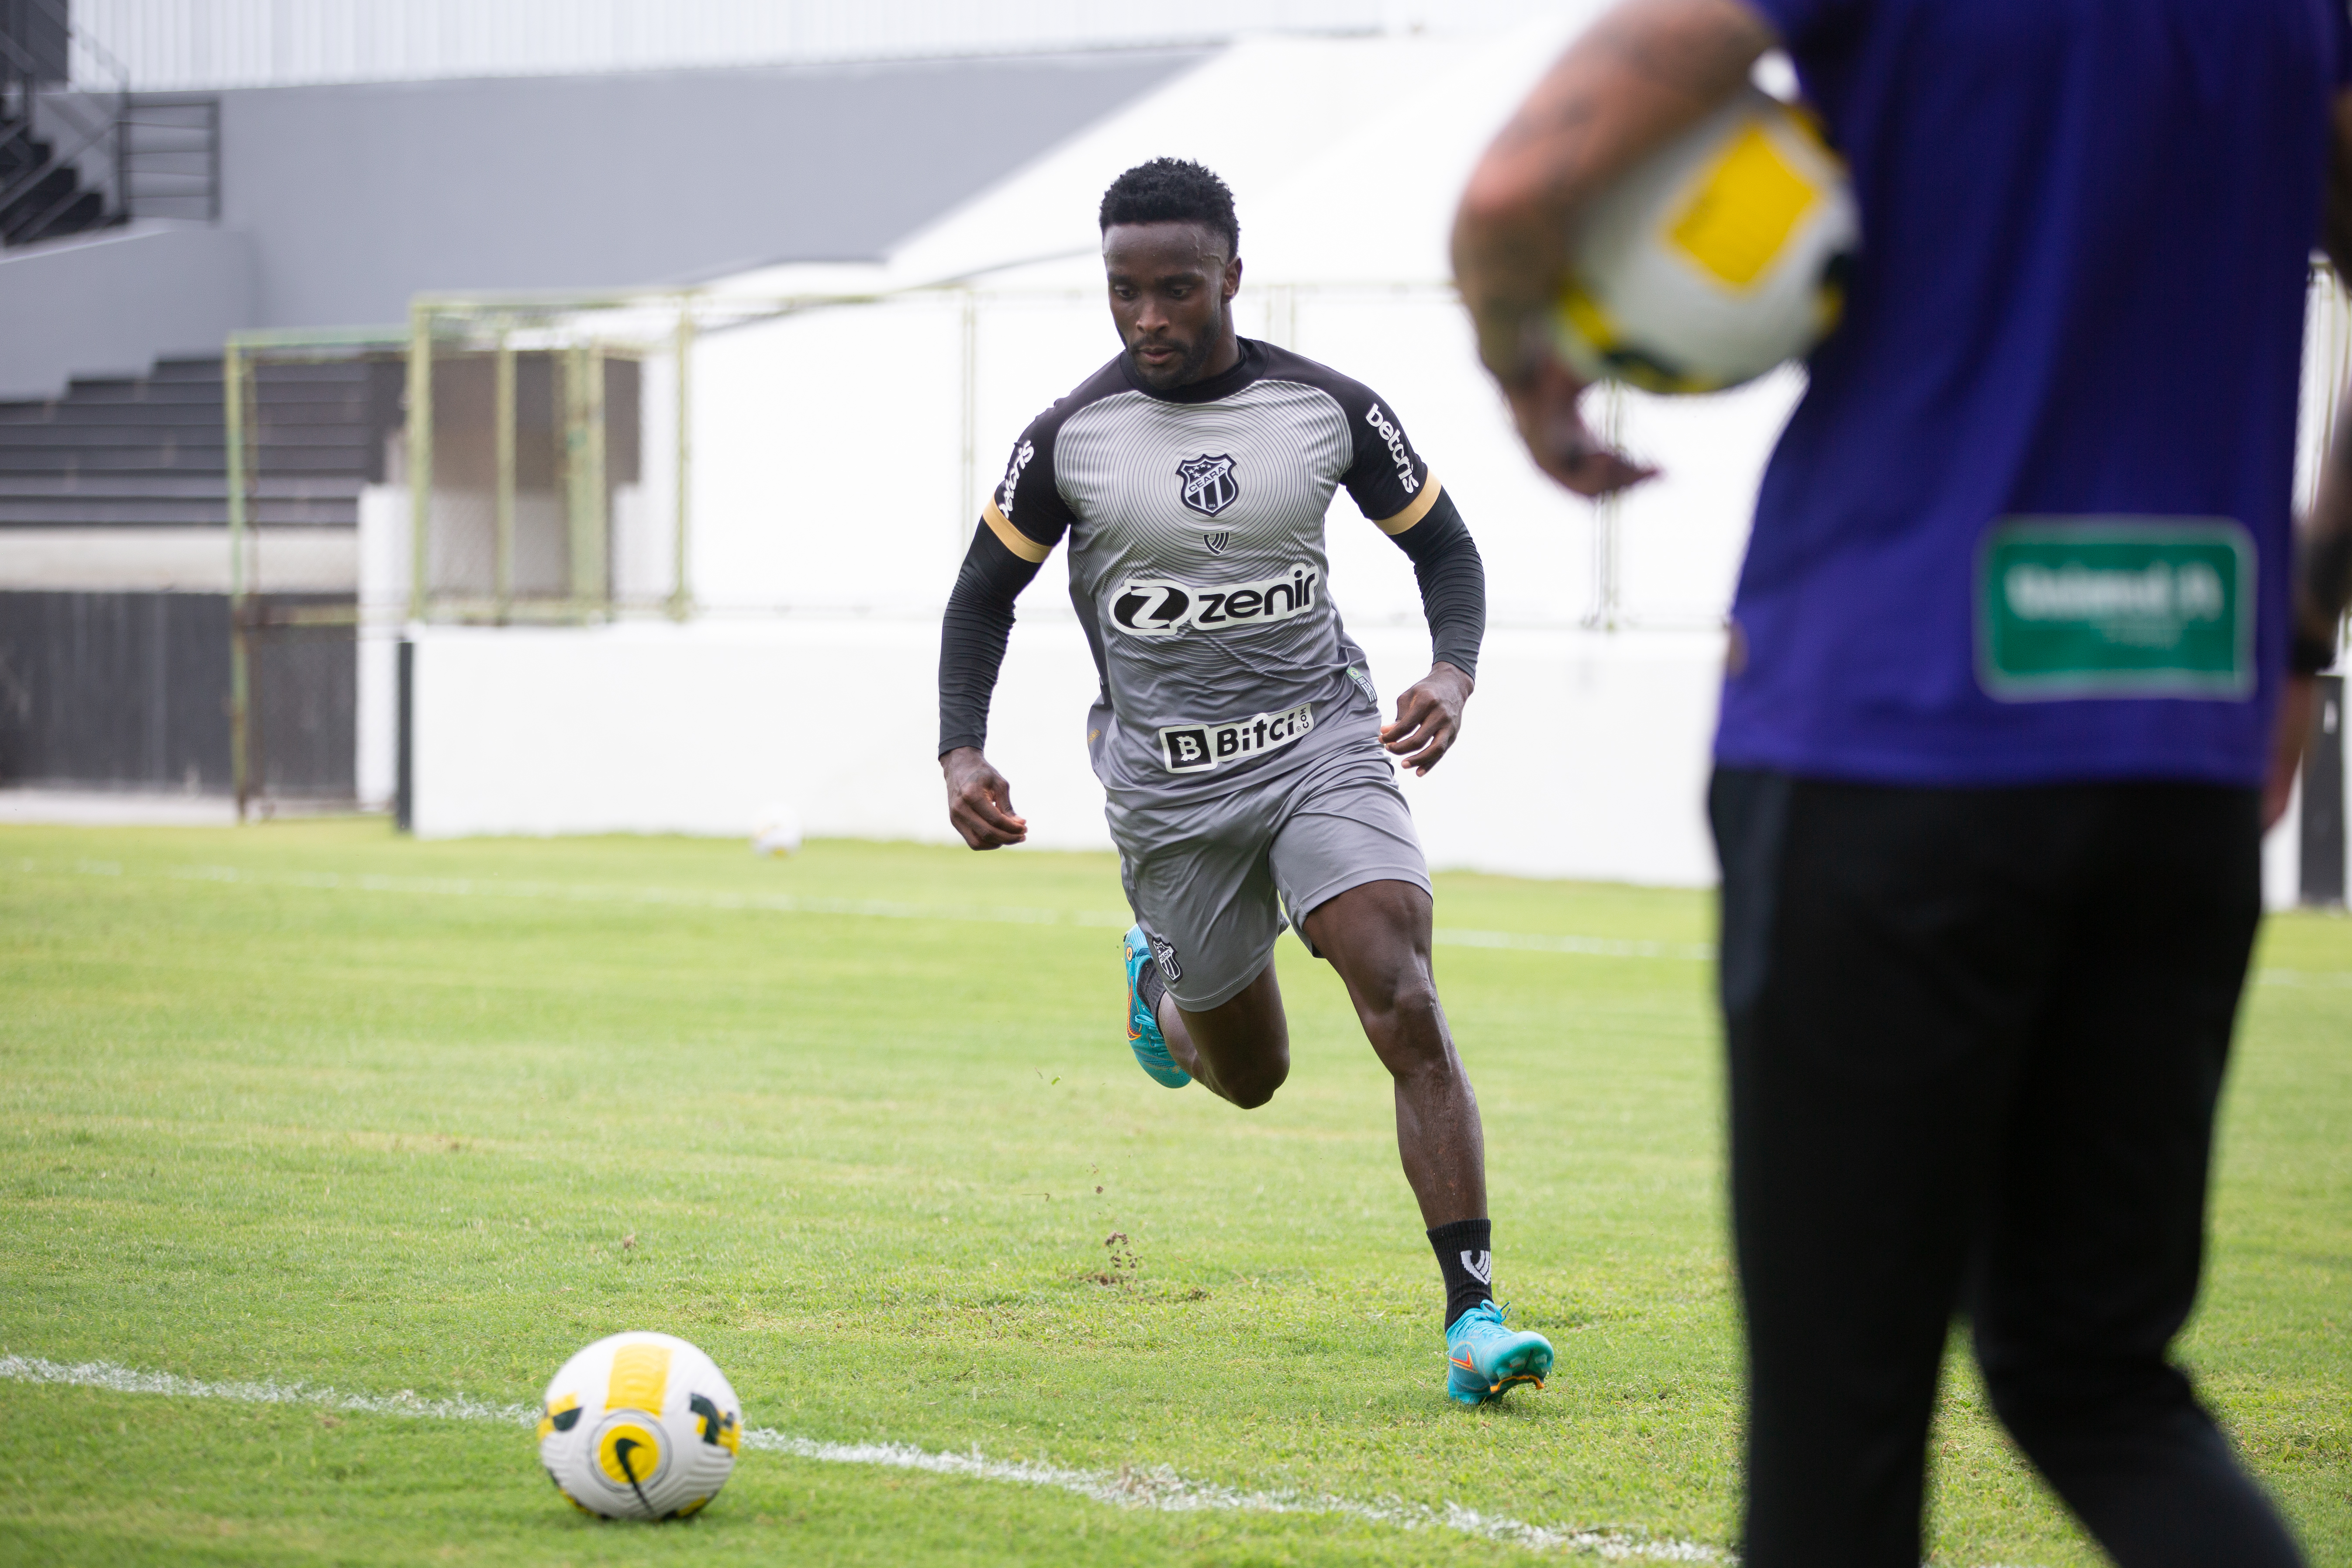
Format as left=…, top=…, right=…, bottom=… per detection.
left=938, top=337, right=1484, bottom=799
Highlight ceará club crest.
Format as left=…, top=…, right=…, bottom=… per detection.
left=1177, top=453, right=1239, bottom=518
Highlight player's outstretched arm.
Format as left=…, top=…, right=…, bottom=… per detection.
left=1381, top=488, right=1486, bottom=775
left=1451, top=0, right=1772, bottom=494
left=939, top=520, right=1048, bottom=849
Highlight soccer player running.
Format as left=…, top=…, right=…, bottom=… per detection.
left=936, top=158, right=1551, bottom=1407
left=1455, top=0, right=2350, bottom=1563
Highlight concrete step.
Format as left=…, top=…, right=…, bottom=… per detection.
left=48, top=376, right=377, bottom=401
left=0, top=450, right=224, bottom=475
left=141, top=359, right=227, bottom=383
left=0, top=424, right=370, bottom=450
left=138, top=357, right=378, bottom=385
left=0, top=400, right=389, bottom=428
left=0, top=401, right=222, bottom=426
left=0, top=497, right=357, bottom=526
left=0, top=473, right=363, bottom=500
left=22, top=380, right=222, bottom=406
left=0, top=399, right=381, bottom=429
left=0, top=449, right=371, bottom=475
left=0, top=528, right=359, bottom=592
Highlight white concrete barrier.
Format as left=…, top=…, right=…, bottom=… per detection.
left=406, top=615, right=1729, bottom=885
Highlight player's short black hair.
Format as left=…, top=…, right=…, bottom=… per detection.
left=1098, top=158, right=1240, bottom=256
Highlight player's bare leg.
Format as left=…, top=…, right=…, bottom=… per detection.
left=1300, top=879, right=1487, bottom=1228
left=1158, top=879, right=1483, bottom=1221
left=1157, top=963, right=1290, bottom=1109
left=1156, top=876, right=1544, bottom=1403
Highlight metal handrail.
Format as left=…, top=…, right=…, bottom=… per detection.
left=117, top=94, right=221, bottom=221
left=0, top=0, right=128, bottom=240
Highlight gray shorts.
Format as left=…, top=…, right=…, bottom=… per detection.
left=1107, top=744, right=1431, bottom=1011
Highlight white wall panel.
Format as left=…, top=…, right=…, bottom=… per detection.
left=404, top=617, right=1729, bottom=888
left=405, top=618, right=1112, bottom=848
left=689, top=297, right=965, bottom=614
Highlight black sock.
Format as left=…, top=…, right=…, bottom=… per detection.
left=1137, top=954, right=1166, bottom=1021
left=1428, top=1218, right=1494, bottom=1330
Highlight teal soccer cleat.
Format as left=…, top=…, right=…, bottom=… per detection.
left=1122, top=925, right=1191, bottom=1088
left=1446, top=1301, right=1553, bottom=1406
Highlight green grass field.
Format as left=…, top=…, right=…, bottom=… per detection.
left=0, top=819, right=2345, bottom=1566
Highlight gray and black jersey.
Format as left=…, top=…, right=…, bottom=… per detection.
left=939, top=337, right=1485, bottom=804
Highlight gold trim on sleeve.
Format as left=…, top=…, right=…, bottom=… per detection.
left=982, top=499, right=1053, bottom=563
left=1373, top=474, right=1443, bottom=536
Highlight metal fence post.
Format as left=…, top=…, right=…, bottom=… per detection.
left=959, top=288, right=977, bottom=546
left=669, top=297, right=694, bottom=621
left=2303, top=673, right=2347, bottom=908
left=395, top=637, right=414, bottom=834
left=1585, top=383, right=1625, bottom=632
left=407, top=301, right=434, bottom=623
left=494, top=326, right=514, bottom=623
left=223, top=338, right=251, bottom=822
left=565, top=341, right=608, bottom=611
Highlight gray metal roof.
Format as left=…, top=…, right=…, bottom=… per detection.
left=217, top=47, right=1212, bottom=328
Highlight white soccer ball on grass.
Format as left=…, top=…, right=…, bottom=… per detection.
left=752, top=800, right=802, bottom=857
left=1553, top=84, right=1858, bottom=394
left=538, top=1331, right=743, bottom=1520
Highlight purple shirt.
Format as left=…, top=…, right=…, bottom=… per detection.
left=1719, top=0, right=2352, bottom=786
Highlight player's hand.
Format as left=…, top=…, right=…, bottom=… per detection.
left=1382, top=663, right=1475, bottom=776
left=1504, top=353, right=1659, bottom=497
left=2264, top=672, right=2315, bottom=832
left=941, top=747, right=1028, bottom=849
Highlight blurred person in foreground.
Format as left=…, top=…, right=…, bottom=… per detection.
left=1453, top=0, right=2352, bottom=1564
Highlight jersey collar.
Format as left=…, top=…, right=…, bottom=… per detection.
left=1119, top=337, right=1266, bottom=404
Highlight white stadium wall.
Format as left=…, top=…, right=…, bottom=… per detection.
left=402, top=617, right=1728, bottom=888
left=401, top=612, right=2314, bottom=898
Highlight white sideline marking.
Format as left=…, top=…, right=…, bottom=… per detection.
left=0, top=1353, right=538, bottom=1426
left=0, top=1353, right=1721, bottom=1561
left=16, top=857, right=1719, bottom=962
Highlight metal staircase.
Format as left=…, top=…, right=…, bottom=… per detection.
left=0, top=356, right=403, bottom=532
left=0, top=0, right=126, bottom=246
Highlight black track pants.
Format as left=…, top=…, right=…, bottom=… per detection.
left=1708, top=770, right=2304, bottom=1568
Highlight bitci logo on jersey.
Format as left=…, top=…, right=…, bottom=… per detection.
left=1177, top=453, right=1240, bottom=517
left=1157, top=702, right=1315, bottom=774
